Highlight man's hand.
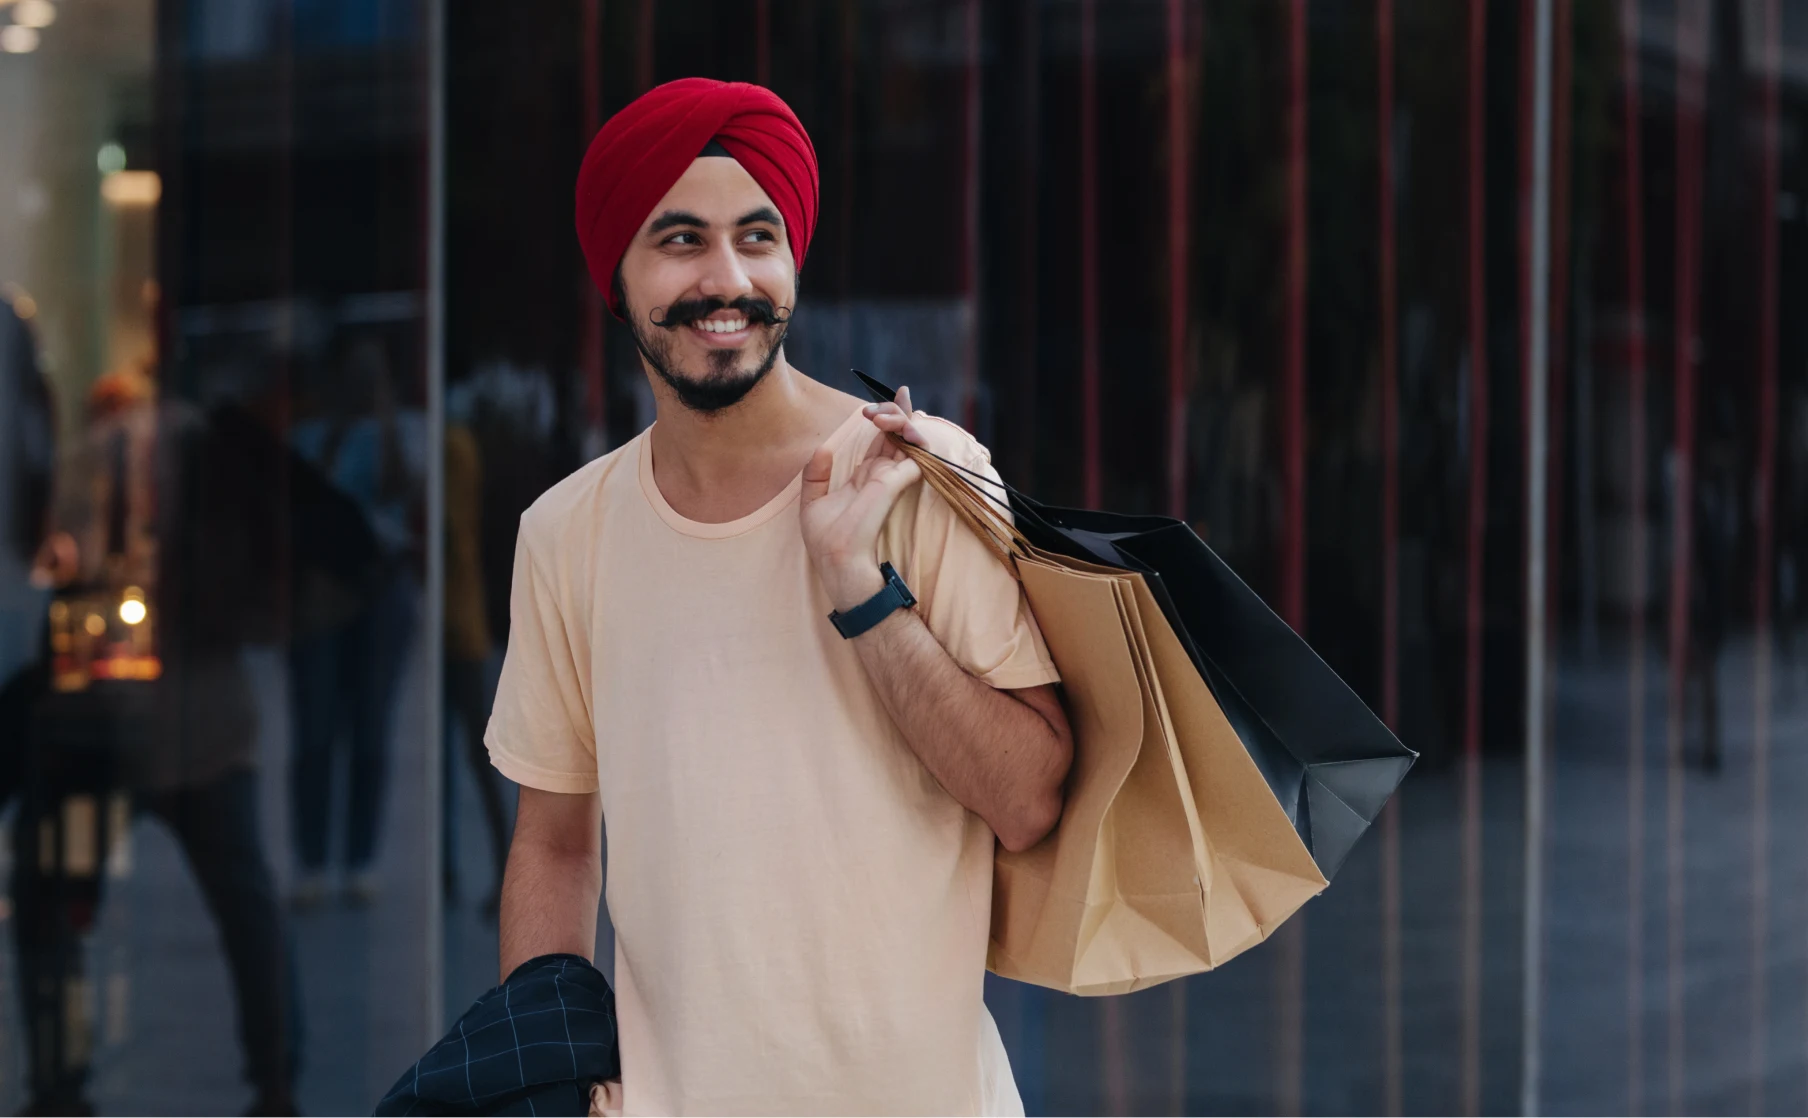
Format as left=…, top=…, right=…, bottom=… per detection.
left=799, top=385, right=927, bottom=610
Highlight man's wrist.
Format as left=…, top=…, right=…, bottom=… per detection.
left=822, top=561, right=888, bottom=614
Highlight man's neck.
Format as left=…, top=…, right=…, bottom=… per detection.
left=644, top=355, right=858, bottom=523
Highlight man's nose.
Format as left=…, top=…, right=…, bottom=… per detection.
left=696, top=239, right=753, bottom=301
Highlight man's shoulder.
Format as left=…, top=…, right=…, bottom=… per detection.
left=909, top=414, right=995, bottom=472
left=517, top=432, right=644, bottom=555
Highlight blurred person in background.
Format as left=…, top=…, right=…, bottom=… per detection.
left=443, top=418, right=509, bottom=914
left=0, top=291, right=54, bottom=810
left=14, top=358, right=301, bottom=1116
left=287, top=333, right=423, bottom=908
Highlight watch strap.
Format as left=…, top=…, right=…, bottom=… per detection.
left=828, top=562, right=917, bottom=639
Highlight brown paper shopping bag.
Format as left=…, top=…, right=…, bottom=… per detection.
left=904, top=444, right=1326, bottom=995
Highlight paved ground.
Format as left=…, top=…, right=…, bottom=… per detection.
left=1, top=628, right=1804, bottom=1115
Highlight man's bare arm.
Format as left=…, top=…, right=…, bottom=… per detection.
left=498, top=785, right=604, bottom=981
left=846, top=607, right=1072, bottom=852
left=799, top=387, right=1073, bottom=853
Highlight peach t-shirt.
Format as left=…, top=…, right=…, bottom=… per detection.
left=486, top=405, right=1058, bottom=1116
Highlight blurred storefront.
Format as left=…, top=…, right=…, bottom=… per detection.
left=1, top=0, right=1805, bottom=1113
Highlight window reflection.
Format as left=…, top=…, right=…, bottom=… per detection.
left=1, top=0, right=432, bottom=1111
left=0, top=0, right=1802, bottom=1113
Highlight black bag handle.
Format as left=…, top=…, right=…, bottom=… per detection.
left=852, top=369, right=1037, bottom=511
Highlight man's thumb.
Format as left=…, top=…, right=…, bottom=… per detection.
left=799, top=443, right=835, bottom=506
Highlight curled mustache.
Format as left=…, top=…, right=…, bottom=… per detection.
left=648, top=295, right=792, bottom=330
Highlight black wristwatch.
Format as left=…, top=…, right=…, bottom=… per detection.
left=828, top=562, right=917, bottom=639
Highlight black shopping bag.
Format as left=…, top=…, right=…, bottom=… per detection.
left=855, top=370, right=1415, bottom=878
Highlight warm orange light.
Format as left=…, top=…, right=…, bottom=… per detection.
left=119, top=599, right=146, bottom=626
left=101, top=171, right=161, bottom=206
left=84, top=613, right=107, bottom=636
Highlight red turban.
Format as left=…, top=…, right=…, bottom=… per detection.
left=575, top=78, right=820, bottom=319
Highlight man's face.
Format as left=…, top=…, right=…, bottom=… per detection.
left=617, top=156, right=797, bottom=414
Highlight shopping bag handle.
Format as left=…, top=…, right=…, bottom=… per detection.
left=849, top=370, right=1031, bottom=573
left=850, top=369, right=1082, bottom=548
left=852, top=367, right=1076, bottom=518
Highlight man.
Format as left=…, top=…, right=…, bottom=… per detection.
left=485, top=78, right=1073, bottom=1115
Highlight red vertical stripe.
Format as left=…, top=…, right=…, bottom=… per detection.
left=1376, top=1, right=1402, bottom=1112
left=1280, top=0, right=1308, bottom=631
left=1079, top=0, right=1100, bottom=508
left=582, top=0, right=605, bottom=438
left=1014, top=0, right=1040, bottom=487
left=1085, top=21, right=1124, bottom=1100
left=1750, top=2, right=1779, bottom=1112
left=1274, top=5, right=1309, bottom=1115
left=1165, top=4, right=1195, bottom=1109
left=1619, top=2, right=1649, bottom=1109
left=1460, top=2, right=1488, bottom=1114
left=1547, top=0, right=1573, bottom=700
left=1666, top=3, right=1704, bottom=1110
left=756, top=0, right=771, bottom=86
left=960, top=0, right=981, bottom=432
left=636, top=0, right=655, bottom=92
left=1518, top=0, right=1535, bottom=478
left=838, top=0, right=856, bottom=375
left=1377, top=0, right=1400, bottom=747
left=1165, top=0, right=1192, bottom=521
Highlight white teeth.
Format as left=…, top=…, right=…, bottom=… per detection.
left=698, top=318, right=748, bottom=334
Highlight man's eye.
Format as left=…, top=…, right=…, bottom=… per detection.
left=742, top=229, right=775, bottom=244
left=664, top=232, right=702, bottom=246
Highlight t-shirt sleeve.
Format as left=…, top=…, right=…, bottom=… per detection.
left=485, top=527, right=599, bottom=793
left=887, top=431, right=1060, bottom=691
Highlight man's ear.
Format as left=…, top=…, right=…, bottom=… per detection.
left=610, top=264, right=626, bottom=313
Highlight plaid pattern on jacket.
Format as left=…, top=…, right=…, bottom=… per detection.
left=375, top=954, right=620, bottom=1117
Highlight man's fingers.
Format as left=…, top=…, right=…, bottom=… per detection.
left=799, top=442, right=836, bottom=506
left=878, top=454, right=922, bottom=496
left=837, top=455, right=921, bottom=538
left=863, top=395, right=929, bottom=448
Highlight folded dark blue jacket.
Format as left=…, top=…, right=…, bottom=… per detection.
left=375, top=954, right=620, bottom=1117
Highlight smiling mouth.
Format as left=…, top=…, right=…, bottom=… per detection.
left=693, top=317, right=749, bottom=334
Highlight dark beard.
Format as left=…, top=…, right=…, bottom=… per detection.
left=626, top=294, right=790, bottom=415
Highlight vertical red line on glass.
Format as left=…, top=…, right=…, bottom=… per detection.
left=1518, top=0, right=1535, bottom=505
left=838, top=0, right=856, bottom=376
left=1376, top=1, right=1403, bottom=1113
left=1749, top=4, right=1779, bottom=1113
left=1079, top=0, right=1100, bottom=507
left=1666, top=3, right=1704, bottom=1111
left=756, top=0, right=771, bottom=86
left=1015, top=0, right=1040, bottom=487
left=1079, top=0, right=1118, bottom=1080
left=1618, top=2, right=1648, bottom=1110
left=1165, top=0, right=1191, bottom=521
left=1281, top=0, right=1307, bottom=631
left=1273, top=4, right=1309, bottom=1116
left=1460, top=2, right=1488, bottom=1113
left=637, top=0, right=655, bottom=92
left=960, top=0, right=981, bottom=432
left=1547, top=0, right=1573, bottom=717
left=582, top=0, right=606, bottom=438
left=1165, top=6, right=1194, bottom=1106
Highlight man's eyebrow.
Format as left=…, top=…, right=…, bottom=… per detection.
left=736, top=207, right=783, bottom=228
left=646, top=210, right=708, bottom=235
